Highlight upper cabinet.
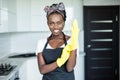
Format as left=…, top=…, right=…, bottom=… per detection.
left=0, top=0, right=83, bottom=33
left=16, top=0, right=31, bottom=32
left=30, top=0, right=76, bottom=31
left=0, top=0, right=16, bottom=33
left=8, top=0, right=17, bottom=32
left=0, top=0, right=8, bottom=32
left=83, top=0, right=120, bottom=5
left=16, top=0, right=82, bottom=32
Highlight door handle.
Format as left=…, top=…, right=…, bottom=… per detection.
left=87, top=45, right=91, bottom=48
left=115, top=69, right=117, bottom=75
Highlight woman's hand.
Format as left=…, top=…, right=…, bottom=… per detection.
left=70, top=19, right=80, bottom=50
left=56, top=44, right=71, bottom=67
left=56, top=19, right=80, bottom=67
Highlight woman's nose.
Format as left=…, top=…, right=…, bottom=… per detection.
left=53, top=23, right=58, bottom=28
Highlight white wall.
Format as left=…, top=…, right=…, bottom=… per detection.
left=10, top=32, right=50, bottom=53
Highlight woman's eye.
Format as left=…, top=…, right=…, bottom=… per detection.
left=49, top=22, right=54, bottom=26
left=57, top=22, right=62, bottom=25
left=48, top=21, right=63, bottom=26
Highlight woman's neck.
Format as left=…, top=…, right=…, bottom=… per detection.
left=51, top=32, right=63, bottom=40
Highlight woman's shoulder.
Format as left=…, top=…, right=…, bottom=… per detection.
left=65, top=34, right=71, bottom=43
left=36, top=38, right=47, bottom=55
left=65, top=34, right=70, bottom=41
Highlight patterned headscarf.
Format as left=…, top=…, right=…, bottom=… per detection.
left=44, top=2, right=66, bottom=21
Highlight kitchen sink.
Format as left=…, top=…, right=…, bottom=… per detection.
left=8, top=53, right=36, bottom=58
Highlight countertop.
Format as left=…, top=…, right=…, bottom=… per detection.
left=0, top=53, right=37, bottom=80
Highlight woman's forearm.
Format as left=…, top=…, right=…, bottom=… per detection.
left=37, top=53, right=58, bottom=74
left=39, top=61, right=58, bottom=74
left=66, top=49, right=77, bottom=72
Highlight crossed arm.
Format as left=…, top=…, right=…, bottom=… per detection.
left=37, top=49, right=77, bottom=74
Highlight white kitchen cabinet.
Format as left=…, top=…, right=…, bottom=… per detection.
left=7, top=0, right=17, bottom=32
left=0, top=0, right=82, bottom=32
left=26, top=58, right=42, bottom=80
left=0, top=0, right=1, bottom=30
left=83, top=0, right=120, bottom=5
left=0, top=0, right=83, bottom=32
left=30, top=0, right=74, bottom=31
left=30, top=0, right=82, bottom=32
left=19, top=58, right=42, bottom=80
left=0, top=0, right=16, bottom=33
left=19, top=61, right=28, bottom=80
left=16, top=0, right=31, bottom=32
left=0, top=0, right=8, bottom=32
left=30, top=0, right=47, bottom=31
left=16, top=0, right=79, bottom=32
left=0, top=0, right=30, bottom=32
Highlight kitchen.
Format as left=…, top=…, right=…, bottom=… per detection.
left=0, top=0, right=119, bottom=80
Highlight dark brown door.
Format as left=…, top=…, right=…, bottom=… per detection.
left=84, top=6, right=119, bottom=80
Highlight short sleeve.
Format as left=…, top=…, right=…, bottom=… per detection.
left=36, top=39, right=47, bottom=55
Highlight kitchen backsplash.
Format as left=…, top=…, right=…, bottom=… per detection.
left=10, top=31, right=51, bottom=53
left=0, top=33, right=11, bottom=58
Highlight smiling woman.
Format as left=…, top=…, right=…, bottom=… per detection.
left=0, top=0, right=84, bottom=80
left=36, top=2, right=79, bottom=80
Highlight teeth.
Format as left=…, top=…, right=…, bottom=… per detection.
left=54, top=30, right=59, bottom=32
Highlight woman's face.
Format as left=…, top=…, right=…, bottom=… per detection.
left=47, top=13, right=65, bottom=36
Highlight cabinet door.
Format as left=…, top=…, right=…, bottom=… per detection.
left=16, top=0, right=82, bottom=32
left=19, top=58, right=42, bottom=80
left=19, top=61, right=28, bottom=80
left=0, top=0, right=8, bottom=32
left=30, top=0, right=80, bottom=32
left=0, top=0, right=1, bottom=31
left=0, top=0, right=16, bottom=33
left=8, top=0, right=17, bottom=32
left=26, top=58, right=42, bottom=80
left=17, top=0, right=31, bottom=31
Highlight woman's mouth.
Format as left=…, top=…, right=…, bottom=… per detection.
left=54, top=30, right=59, bottom=33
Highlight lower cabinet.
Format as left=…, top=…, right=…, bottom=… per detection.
left=19, top=58, right=42, bottom=80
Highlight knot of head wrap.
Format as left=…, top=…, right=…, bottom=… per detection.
left=44, top=2, right=65, bottom=17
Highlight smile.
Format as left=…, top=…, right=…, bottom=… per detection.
left=54, top=30, right=59, bottom=33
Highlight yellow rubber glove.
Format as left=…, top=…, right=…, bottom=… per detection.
left=56, top=44, right=71, bottom=67
left=70, top=19, right=80, bottom=50
left=56, top=19, right=80, bottom=67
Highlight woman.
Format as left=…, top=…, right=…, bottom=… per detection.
left=36, top=2, right=79, bottom=80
